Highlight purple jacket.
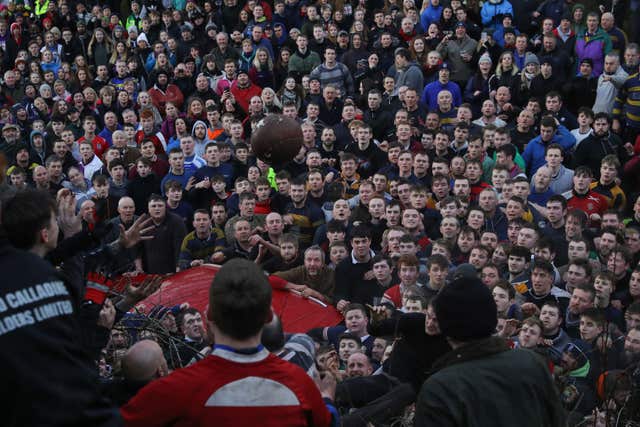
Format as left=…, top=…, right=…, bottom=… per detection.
left=574, top=28, right=612, bottom=77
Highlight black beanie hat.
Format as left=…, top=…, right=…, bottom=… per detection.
left=434, top=277, right=497, bottom=341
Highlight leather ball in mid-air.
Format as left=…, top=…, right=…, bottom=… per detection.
left=251, top=114, right=303, bottom=165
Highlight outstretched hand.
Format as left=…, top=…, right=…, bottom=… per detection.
left=124, top=275, right=163, bottom=304
left=500, top=319, right=521, bottom=338
left=97, top=299, right=116, bottom=329
left=119, top=214, right=155, bottom=248
left=366, top=304, right=389, bottom=323
left=57, top=188, right=82, bottom=237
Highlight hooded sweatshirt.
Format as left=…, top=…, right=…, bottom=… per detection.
left=29, top=130, right=48, bottom=164
left=191, top=120, right=210, bottom=158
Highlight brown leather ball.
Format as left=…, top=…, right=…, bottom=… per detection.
left=251, top=114, right=303, bottom=165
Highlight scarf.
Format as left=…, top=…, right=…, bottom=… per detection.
left=281, top=89, right=297, bottom=104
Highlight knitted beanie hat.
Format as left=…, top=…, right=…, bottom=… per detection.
left=434, top=277, right=497, bottom=341
left=525, top=53, right=540, bottom=66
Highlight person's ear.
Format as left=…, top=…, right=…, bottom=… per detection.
left=264, top=307, right=274, bottom=324
left=39, top=227, right=49, bottom=244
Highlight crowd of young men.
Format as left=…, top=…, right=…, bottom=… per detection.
left=1, top=0, right=640, bottom=425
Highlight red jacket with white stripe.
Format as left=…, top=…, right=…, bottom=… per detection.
left=121, top=347, right=331, bottom=427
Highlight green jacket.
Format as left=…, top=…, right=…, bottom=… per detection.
left=288, top=49, right=321, bottom=78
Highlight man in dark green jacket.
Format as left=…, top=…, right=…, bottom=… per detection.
left=288, top=34, right=321, bottom=81
left=415, top=277, right=566, bottom=427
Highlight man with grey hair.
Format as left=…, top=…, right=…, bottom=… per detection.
left=2, top=69, right=23, bottom=103
left=211, top=32, right=239, bottom=72
left=600, top=12, right=626, bottom=57
left=104, top=196, right=137, bottom=241
left=593, top=53, right=628, bottom=114
left=273, top=245, right=335, bottom=303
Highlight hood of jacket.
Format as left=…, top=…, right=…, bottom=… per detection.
left=191, top=120, right=208, bottom=141
left=29, top=129, right=44, bottom=147
left=273, top=24, right=288, bottom=46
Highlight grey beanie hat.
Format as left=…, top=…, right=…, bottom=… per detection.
left=525, top=53, right=540, bottom=66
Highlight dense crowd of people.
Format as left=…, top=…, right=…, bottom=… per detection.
left=0, top=0, right=639, bottom=425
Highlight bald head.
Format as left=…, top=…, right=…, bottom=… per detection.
left=601, top=12, right=614, bottom=30
left=122, top=339, right=168, bottom=382
left=118, top=196, right=136, bottom=221
left=118, top=196, right=135, bottom=209
left=346, top=352, right=373, bottom=378
left=534, top=165, right=552, bottom=191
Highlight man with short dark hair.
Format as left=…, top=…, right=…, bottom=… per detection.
left=309, top=46, right=354, bottom=97
left=565, top=284, right=597, bottom=339
left=122, top=259, right=335, bottom=426
left=363, top=90, right=393, bottom=141
left=178, top=209, right=226, bottom=271
left=390, top=48, right=424, bottom=95
left=344, top=124, right=386, bottom=179
left=282, top=178, right=325, bottom=248
left=540, top=301, right=572, bottom=363
left=573, top=112, right=631, bottom=179
left=544, top=91, right=579, bottom=129
left=522, top=116, right=576, bottom=176
left=523, top=260, right=571, bottom=314
left=77, top=115, right=109, bottom=159
left=175, top=307, right=207, bottom=366
left=566, top=166, right=608, bottom=225
left=161, top=148, right=194, bottom=194
left=0, top=189, right=151, bottom=425
left=623, top=326, right=640, bottom=367
left=136, top=194, right=187, bottom=274
left=288, top=34, right=322, bottom=81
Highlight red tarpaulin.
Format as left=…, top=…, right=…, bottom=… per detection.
left=114, top=265, right=343, bottom=333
